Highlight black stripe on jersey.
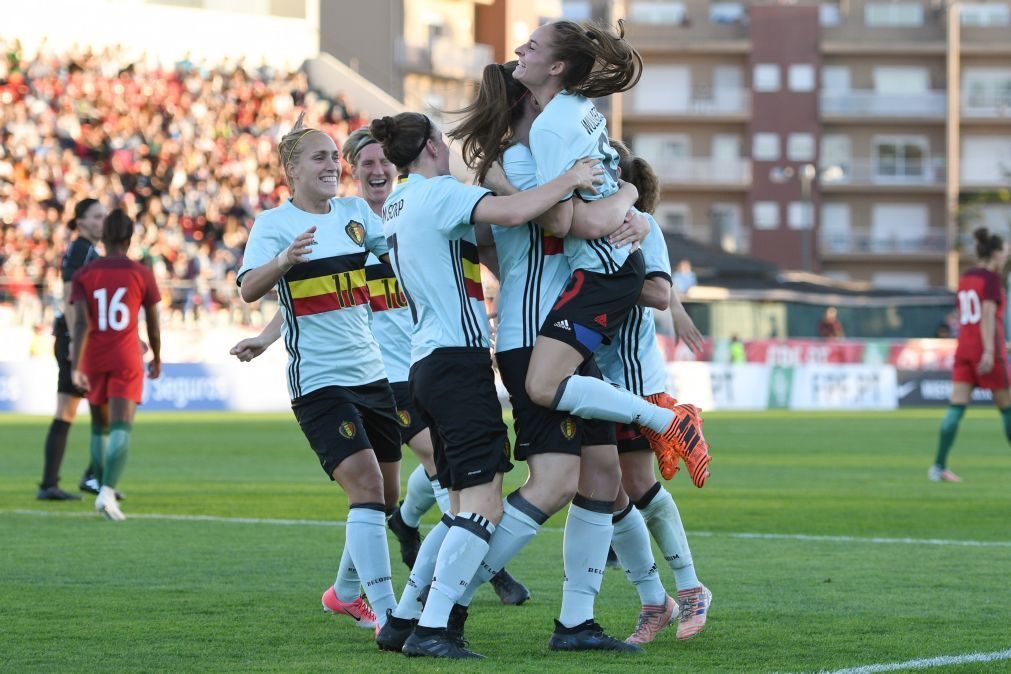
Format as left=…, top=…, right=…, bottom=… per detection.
left=521, top=224, right=545, bottom=347
left=275, top=280, right=302, bottom=398
left=282, top=251, right=368, bottom=282
left=388, top=234, right=418, bottom=324
left=364, top=259, right=397, bottom=281
left=450, top=240, right=483, bottom=347
left=621, top=306, right=645, bottom=395
left=588, top=238, right=619, bottom=273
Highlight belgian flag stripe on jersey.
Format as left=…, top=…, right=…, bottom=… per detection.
left=287, top=267, right=368, bottom=317
left=542, top=231, right=564, bottom=256
left=459, top=240, right=484, bottom=301
left=283, top=252, right=367, bottom=282
left=364, top=261, right=408, bottom=312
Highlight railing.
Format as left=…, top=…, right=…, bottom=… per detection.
left=819, top=157, right=946, bottom=186
left=820, top=90, right=947, bottom=117
left=961, top=91, right=1011, bottom=118
left=819, top=227, right=947, bottom=254
left=652, top=158, right=752, bottom=185
left=395, top=37, right=493, bottom=81
left=632, top=86, right=750, bottom=116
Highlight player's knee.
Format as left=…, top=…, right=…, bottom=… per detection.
left=526, top=372, right=560, bottom=409
left=622, top=472, right=655, bottom=504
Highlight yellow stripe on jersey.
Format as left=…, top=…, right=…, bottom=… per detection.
left=288, top=269, right=367, bottom=299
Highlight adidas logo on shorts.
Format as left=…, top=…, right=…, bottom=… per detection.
left=554, top=319, right=572, bottom=331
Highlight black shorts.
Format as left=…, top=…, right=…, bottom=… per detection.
left=497, top=347, right=616, bottom=461
left=538, top=251, right=646, bottom=360
left=291, top=381, right=403, bottom=479
left=410, top=348, right=512, bottom=491
left=390, top=380, right=428, bottom=444
left=616, top=423, right=651, bottom=454
left=53, top=317, right=85, bottom=397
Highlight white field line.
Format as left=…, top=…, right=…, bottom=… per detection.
left=815, top=647, right=1011, bottom=674
left=6, top=509, right=1011, bottom=549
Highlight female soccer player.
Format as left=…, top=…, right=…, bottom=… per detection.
left=370, top=111, right=601, bottom=659
left=69, top=209, right=161, bottom=521
left=512, top=19, right=711, bottom=489
left=931, top=227, right=1010, bottom=483
left=596, top=141, right=712, bottom=644
left=38, top=198, right=105, bottom=501
left=236, top=113, right=399, bottom=629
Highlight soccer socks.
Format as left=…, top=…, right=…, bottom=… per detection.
left=553, top=375, right=675, bottom=434
left=431, top=476, right=451, bottom=514
left=559, top=495, right=613, bottom=628
left=637, top=483, right=700, bottom=591
left=458, top=490, right=547, bottom=607
left=41, top=419, right=72, bottom=488
left=346, top=504, right=396, bottom=624
left=1001, top=407, right=1011, bottom=444
left=333, top=539, right=361, bottom=603
left=418, top=513, right=494, bottom=629
left=394, top=513, right=453, bottom=620
left=90, top=426, right=109, bottom=484
left=934, top=404, right=966, bottom=469
left=103, top=422, right=131, bottom=489
left=611, top=503, right=666, bottom=606
left=400, top=464, right=437, bottom=528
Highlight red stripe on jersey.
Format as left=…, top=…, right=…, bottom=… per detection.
left=464, top=277, right=485, bottom=301
left=292, top=286, right=370, bottom=316
left=542, top=233, right=564, bottom=255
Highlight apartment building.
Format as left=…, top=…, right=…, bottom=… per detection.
left=611, top=0, right=1011, bottom=289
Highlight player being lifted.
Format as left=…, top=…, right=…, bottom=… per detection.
left=236, top=113, right=399, bottom=631
left=931, top=227, right=1010, bottom=482
left=69, top=209, right=161, bottom=520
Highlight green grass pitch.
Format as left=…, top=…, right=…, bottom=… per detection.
left=3, top=410, right=1010, bottom=672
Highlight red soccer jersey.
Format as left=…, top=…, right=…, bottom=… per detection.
left=954, top=267, right=1006, bottom=362
left=71, top=257, right=160, bottom=373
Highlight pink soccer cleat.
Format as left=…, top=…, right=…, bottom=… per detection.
left=625, top=594, right=677, bottom=645
left=322, top=586, right=377, bottom=629
left=675, top=585, right=712, bottom=641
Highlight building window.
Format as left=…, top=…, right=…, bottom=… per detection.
left=709, top=2, right=744, bottom=24
left=561, top=0, right=593, bottom=21
left=752, top=133, right=780, bottom=161
left=962, top=68, right=1011, bottom=112
left=821, top=203, right=852, bottom=252
left=819, top=3, right=842, bottom=26
left=874, top=136, right=928, bottom=180
left=634, top=65, right=691, bottom=113
left=872, top=272, right=929, bottom=289
left=960, top=3, right=1011, bottom=26
left=873, top=66, right=929, bottom=94
left=865, top=3, right=924, bottom=27
left=753, top=64, right=780, bottom=92
left=630, top=1, right=686, bottom=25
left=787, top=133, right=816, bottom=161
left=656, top=203, right=691, bottom=234
left=821, top=65, right=851, bottom=92
left=788, top=202, right=813, bottom=230
left=634, top=133, right=691, bottom=169
left=961, top=136, right=1011, bottom=184
left=788, top=64, right=815, bottom=92
left=820, top=135, right=852, bottom=180
left=870, top=203, right=929, bottom=251
left=711, top=203, right=745, bottom=253
left=753, top=201, right=780, bottom=229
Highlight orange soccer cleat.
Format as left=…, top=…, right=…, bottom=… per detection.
left=642, top=394, right=711, bottom=487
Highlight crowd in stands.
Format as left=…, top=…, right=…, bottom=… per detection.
left=0, top=38, right=366, bottom=330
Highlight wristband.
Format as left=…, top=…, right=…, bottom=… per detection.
left=276, top=250, right=293, bottom=273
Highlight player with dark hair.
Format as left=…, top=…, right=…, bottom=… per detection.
left=69, top=209, right=161, bottom=520
left=931, top=227, right=1010, bottom=483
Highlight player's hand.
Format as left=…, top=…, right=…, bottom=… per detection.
left=278, top=226, right=317, bottom=272
left=609, top=209, right=650, bottom=249
left=147, top=358, right=161, bottom=380
left=978, top=351, right=995, bottom=374
left=567, top=157, right=604, bottom=195
left=71, top=370, right=90, bottom=392
left=230, top=337, right=269, bottom=362
left=672, top=303, right=704, bottom=355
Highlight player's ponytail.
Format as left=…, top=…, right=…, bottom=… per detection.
left=974, top=227, right=1005, bottom=261
left=68, top=198, right=100, bottom=232
left=609, top=139, right=660, bottom=214
left=103, top=209, right=134, bottom=248
left=548, top=19, right=643, bottom=99
left=369, top=113, right=432, bottom=173
left=448, top=61, right=529, bottom=183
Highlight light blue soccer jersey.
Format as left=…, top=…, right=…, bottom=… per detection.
left=238, top=197, right=388, bottom=400
left=382, top=174, right=492, bottom=364
left=492, top=143, right=572, bottom=352
left=365, top=252, right=412, bottom=384
left=528, top=91, right=630, bottom=275
left=595, top=213, right=671, bottom=396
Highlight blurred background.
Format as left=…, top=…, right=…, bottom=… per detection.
left=1, top=0, right=1009, bottom=412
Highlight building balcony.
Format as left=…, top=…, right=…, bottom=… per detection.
left=395, top=37, right=493, bottom=81
left=820, top=90, right=947, bottom=119
left=819, top=158, right=946, bottom=190
left=627, top=87, right=750, bottom=120
left=653, top=158, right=752, bottom=187
left=961, top=92, right=1011, bottom=119
left=623, top=21, right=749, bottom=54
left=819, top=227, right=947, bottom=255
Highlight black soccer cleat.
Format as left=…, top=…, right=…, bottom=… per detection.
left=402, top=627, right=484, bottom=659
left=376, top=610, right=417, bottom=653
left=36, top=485, right=82, bottom=501
left=387, top=505, right=421, bottom=569
left=446, top=603, right=470, bottom=642
left=490, top=568, right=531, bottom=605
left=548, top=619, right=644, bottom=653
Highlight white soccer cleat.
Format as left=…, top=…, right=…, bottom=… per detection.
left=95, top=486, right=126, bottom=521
left=928, top=465, right=962, bottom=483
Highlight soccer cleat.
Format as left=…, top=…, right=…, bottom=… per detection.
left=402, top=628, right=485, bottom=659
left=446, top=603, right=470, bottom=642
left=80, top=478, right=125, bottom=501
left=643, top=394, right=711, bottom=487
left=322, top=586, right=377, bottom=629
left=928, top=465, right=962, bottom=483
left=675, top=585, right=712, bottom=641
left=625, top=595, right=677, bottom=645
left=376, top=610, right=416, bottom=652
left=490, top=568, right=531, bottom=605
left=548, top=619, right=643, bottom=653
left=36, top=485, right=82, bottom=501
left=387, top=506, right=422, bottom=569
left=95, top=486, right=126, bottom=521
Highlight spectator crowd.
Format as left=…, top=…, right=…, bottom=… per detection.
left=0, top=38, right=367, bottom=329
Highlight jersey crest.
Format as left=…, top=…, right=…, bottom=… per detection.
left=345, top=220, right=365, bottom=246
